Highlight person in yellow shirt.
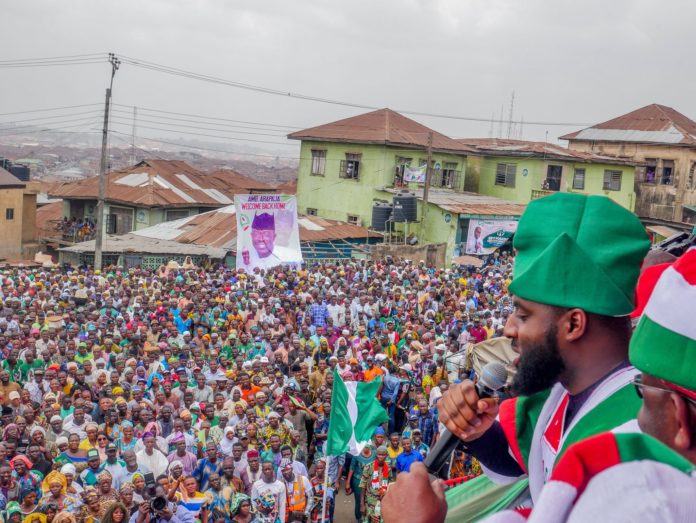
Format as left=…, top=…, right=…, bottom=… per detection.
left=483, top=318, right=495, bottom=339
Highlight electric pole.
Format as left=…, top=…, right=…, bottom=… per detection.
left=94, top=52, right=120, bottom=271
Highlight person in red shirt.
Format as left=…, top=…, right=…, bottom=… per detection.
left=469, top=319, right=487, bottom=344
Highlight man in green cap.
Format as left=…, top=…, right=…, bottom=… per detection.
left=464, top=246, right=696, bottom=521
left=381, top=193, right=650, bottom=520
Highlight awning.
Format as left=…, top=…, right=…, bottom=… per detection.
left=646, top=225, right=680, bottom=238
left=683, top=204, right=696, bottom=213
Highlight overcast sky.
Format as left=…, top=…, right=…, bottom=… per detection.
left=2, top=0, right=695, bottom=156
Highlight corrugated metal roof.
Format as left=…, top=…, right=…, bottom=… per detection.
left=456, top=138, right=636, bottom=165
left=49, top=160, right=245, bottom=208
left=560, top=104, right=696, bottom=146
left=207, top=170, right=276, bottom=192
left=383, top=188, right=526, bottom=216
left=288, top=108, right=475, bottom=154
left=130, top=205, right=380, bottom=251
left=59, top=233, right=227, bottom=257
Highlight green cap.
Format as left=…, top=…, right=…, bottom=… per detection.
left=509, top=193, right=649, bottom=316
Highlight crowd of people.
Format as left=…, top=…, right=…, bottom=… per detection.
left=58, top=218, right=96, bottom=243
left=0, top=250, right=515, bottom=523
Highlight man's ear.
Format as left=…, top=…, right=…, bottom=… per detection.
left=560, top=308, right=587, bottom=342
left=671, top=394, right=694, bottom=451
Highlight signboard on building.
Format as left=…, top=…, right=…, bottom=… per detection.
left=235, top=194, right=303, bottom=271
left=464, top=219, right=518, bottom=255
left=403, top=165, right=426, bottom=183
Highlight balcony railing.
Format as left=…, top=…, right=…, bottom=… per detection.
left=531, top=189, right=556, bottom=200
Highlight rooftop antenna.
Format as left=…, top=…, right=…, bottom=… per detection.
left=498, top=104, right=504, bottom=138
left=130, top=106, right=138, bottom=165
left=506, top=91, right=515, bottom=138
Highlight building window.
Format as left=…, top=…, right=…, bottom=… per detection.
left=347, top=214, right=360, bottom=225
left=339, top=153, right=361, bottom=180
left=603, top=170, right=622, bottom=191
left=572, top=168, right=586, bottom=190
left=689, top=162, right=696, bottom=190
left=495, top=163, right=516, bottom=187
left=165, top=209, right=189, bottom=222
left=306, top=208, right=318, bottom=216
left=644, top=158, right=657, bottom=183
left=310, top=149, right=326, bottom=176
left=394, top=156, right=412, bottom=186
left=660, top=160, right=674, bottom=185
left=437, top=162, right=459, bottom=189
left=5, top=209, right=13, bottom=220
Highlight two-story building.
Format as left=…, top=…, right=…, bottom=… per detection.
left=459, top=138, right=638, bottom=210
left=288, top=108, right=472, bottom=226
left=49, top=160, right=260, bottom=238
left=0, top=167, right=39, bottom=260
left=561, top=104, right=696, bottom=227
left=289, top=109, right=528, bottom=262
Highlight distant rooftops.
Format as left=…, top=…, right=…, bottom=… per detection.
left=49, top=160, right=272, bottom=208
left=560, top=104, right=696, bottom=146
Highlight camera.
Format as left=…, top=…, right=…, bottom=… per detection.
left=143, top=472, right=157, bottom=498
left=149, top=497, right=168, bottom=512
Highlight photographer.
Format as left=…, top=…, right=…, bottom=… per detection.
left=129, top=485, right=194, bottom=523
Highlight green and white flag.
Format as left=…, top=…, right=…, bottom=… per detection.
left=326, top=368, right=389, bottom=456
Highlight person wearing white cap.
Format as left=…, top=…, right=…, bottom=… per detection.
left=280, top=457, right=313, bottom=521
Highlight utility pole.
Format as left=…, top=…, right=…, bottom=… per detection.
left=420, top=132, right=433, bottom=239
left=94, top=53, right=120, bottom=271
left=506, top=91, right=515, bottom=138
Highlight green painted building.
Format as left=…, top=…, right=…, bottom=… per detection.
left=458, top=139, right=638, bottom=210
left=289, top=108, right=472, bottom=226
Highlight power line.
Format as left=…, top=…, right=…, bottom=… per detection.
left=117, top=54, right=592, bottom=127
left=0, top=115, right=105, bottom=134
left=108, top=119, right=296, bottom=146
left=111, top=103, right=300, bottom=130
left=0, top=110, right=104, bottom=126
left=108, top=115, right=286, bottom=137
left=107, top=129, right=300, bottom=160
left=0, top=53, right=106, bottom=63
left=0, top=103, right=102, bottom=117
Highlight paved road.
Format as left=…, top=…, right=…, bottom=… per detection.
left=333, top=488, right=359, bottom=522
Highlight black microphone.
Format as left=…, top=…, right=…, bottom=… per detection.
left=424, top=362, right=508, bottom=478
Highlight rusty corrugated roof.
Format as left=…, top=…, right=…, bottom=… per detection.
left=456, top=138, right=636, bottom=165
left=383, top=188, right=526, bottom=216
left=288, top=108, right=475, bottom=154
left=207, top=169, right=276, bottom=192
left=48, top=160, right=236, bottom=208
left=560, top=104, right=696, bottom=145
left=131, top=205, right=379, bottom=250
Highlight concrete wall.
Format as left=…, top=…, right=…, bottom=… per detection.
left=474, top=156, right=636, bottom=210
left=567, top=140, right=696, bottom=222
left=0, top=189, right=24, bottom=259
left=0, top=187, right=37, bottom=260
left=296, top=140, right=467, bottom=226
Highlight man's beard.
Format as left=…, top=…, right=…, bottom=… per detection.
left=511, top=327, right=565, bottom=396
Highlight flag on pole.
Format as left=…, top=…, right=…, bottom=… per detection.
left=326, top=368, right=389, bottom=456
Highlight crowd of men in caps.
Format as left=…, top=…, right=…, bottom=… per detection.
left=0, top=240, right=513, bottom=523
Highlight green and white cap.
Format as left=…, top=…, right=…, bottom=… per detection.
left=509, top=193, right=650, bottom=316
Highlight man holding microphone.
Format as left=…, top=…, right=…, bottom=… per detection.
left=382, top=192, right=650, bottom=521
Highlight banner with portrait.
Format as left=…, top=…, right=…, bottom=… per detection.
left=464, top=219, right=518, bottom=255
left=235, top=194, right=303, bottom=271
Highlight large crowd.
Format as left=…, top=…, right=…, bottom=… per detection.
left=0, top=251, right=514, bottom=523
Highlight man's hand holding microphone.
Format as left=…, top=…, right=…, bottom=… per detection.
left=382, top=363, right=508, bottom=523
